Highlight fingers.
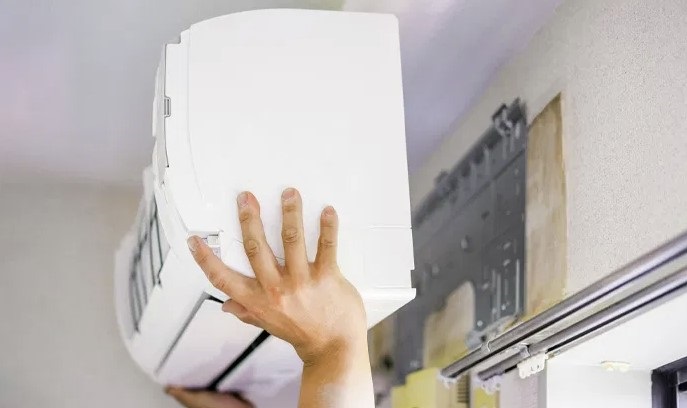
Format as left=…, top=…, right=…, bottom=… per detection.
left=281, top=188, right=309, bottom=278
left=166, top=387, right=253, bottom=408
left=222, top=299, right=247, bottom=315
left=166, top=387, right=203, bottom=408
left=314, top=206, right=338, bottom=269
left=237, top=192, right=280, bottom=285
left=222, top=299, right=256, bottom=325
left=187, top=236, right=253, bottom=302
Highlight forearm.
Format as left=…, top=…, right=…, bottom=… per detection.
left=298, top=338, right=375, bottom=408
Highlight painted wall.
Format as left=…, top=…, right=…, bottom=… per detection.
left=410, top=0, right=687, bottom=296
left=0, top=182, right=178, bottom=408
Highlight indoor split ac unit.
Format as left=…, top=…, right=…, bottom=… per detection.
left=114, top=9, right=415, bottom=402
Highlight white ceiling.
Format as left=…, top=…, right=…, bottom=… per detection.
left=0, top=0, right=561, bottom=185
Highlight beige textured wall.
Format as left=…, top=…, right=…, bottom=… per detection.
left=0, top=182, right=179, bottom=408
left=410, top=0, right=687, bottom=296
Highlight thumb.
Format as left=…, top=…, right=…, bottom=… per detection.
left=166, top=387, right=204, bottom=408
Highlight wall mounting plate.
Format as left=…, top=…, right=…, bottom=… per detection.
left=393, top=99, right=527, bottom=383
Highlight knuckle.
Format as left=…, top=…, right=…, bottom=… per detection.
left=282, top=201, right=299, bottom=213
left=207, top=269, right=226, bottom=290
left=281, top=227, right=300, bottom=244
left=263, top=285, right=284, bottom=306
left=319, top=236, right=336, bottom=249
left=321, top=217, right=336, bottom=227
left=216, top=278, right=233, bottom=294
left=239, top=209, right=252, bottom=224
left=195, top=250, right=211, bottom=266
left=244, top=239, right=260, bottom=259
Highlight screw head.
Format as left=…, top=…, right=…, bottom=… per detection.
left=461, top=236, right=471, bottom=251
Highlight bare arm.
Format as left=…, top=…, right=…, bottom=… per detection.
left=183, top=188, right=374, bottom=408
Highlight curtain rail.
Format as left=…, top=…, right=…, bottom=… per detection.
left=441, top=230, right=687, bottom=379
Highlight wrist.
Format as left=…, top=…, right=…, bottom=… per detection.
left=299, top=335, right=369, bottom=368
left=298, top=334, right=375, bottom=408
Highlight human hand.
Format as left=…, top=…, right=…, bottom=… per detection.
left=186, top=188, right=367, bottom=365
left=166, top=387, right=253, bottom=408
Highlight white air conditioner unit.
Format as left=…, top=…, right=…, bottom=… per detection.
left=114, top=9, right=415, bottom=402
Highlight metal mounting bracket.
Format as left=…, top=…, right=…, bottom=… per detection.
left=393, top=99, right=528, bottom=383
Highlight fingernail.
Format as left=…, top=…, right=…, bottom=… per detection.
left=323, top=206, right=335, bottom=217
left=237, top=192, right=249, bottom=208
left=187, top=236, right=199, bottom=253
left=282, top=188, right=296, bottom=202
